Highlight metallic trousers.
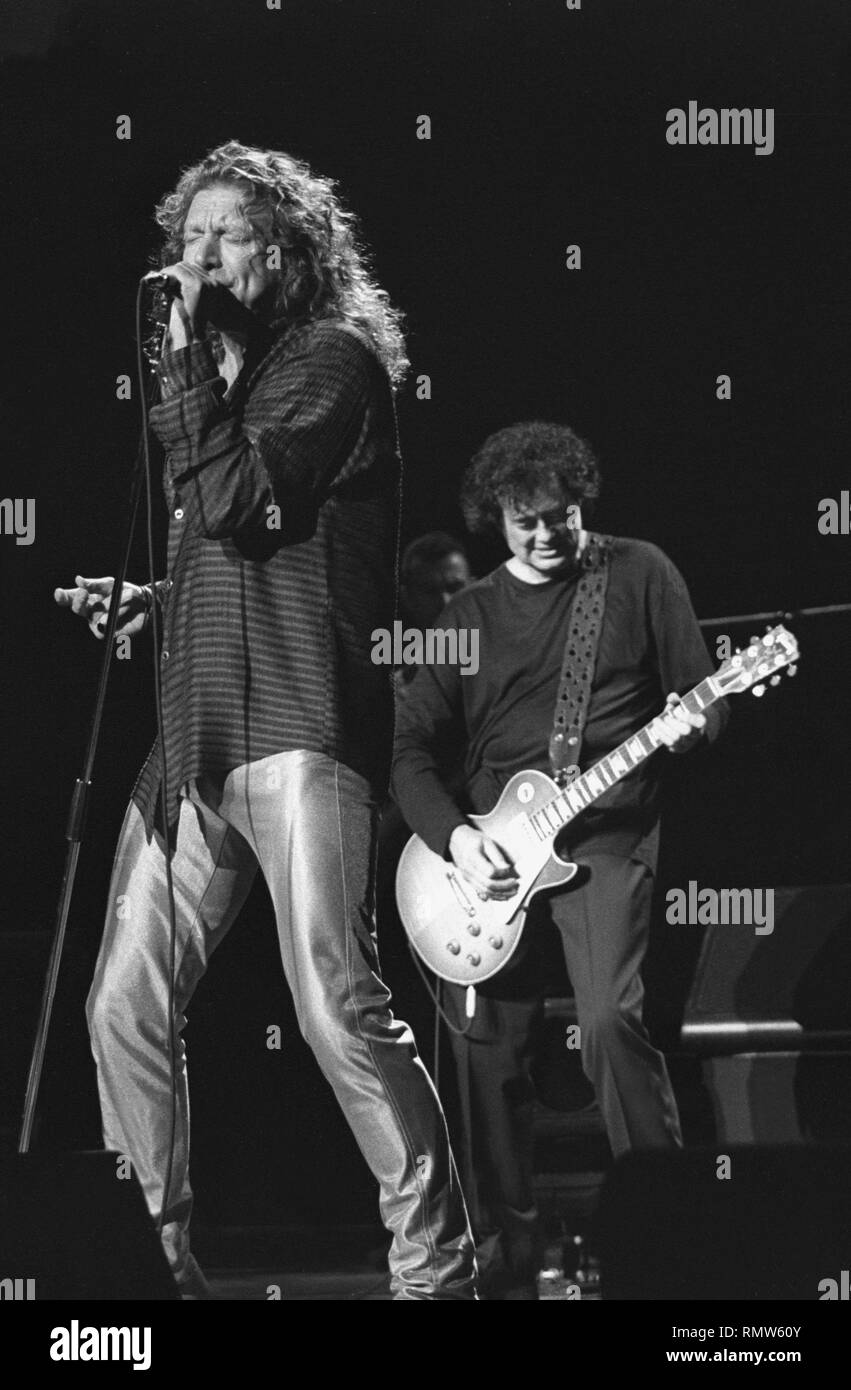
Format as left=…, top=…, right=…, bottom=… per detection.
left=86, top=750, right=475, bottom=1299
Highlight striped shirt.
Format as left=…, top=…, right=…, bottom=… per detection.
left=133, top=317, right=399, bottom=835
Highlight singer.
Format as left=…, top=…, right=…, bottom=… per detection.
left=54, top=141, right=475, bottom=1300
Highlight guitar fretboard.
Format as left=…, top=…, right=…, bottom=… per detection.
left=528, top=676, right=720, bottom=843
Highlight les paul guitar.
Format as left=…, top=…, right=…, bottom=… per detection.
left=396, top=625, right=799, bottom=986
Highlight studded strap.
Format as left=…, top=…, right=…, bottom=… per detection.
left=548, top=533, right=613, bottom=787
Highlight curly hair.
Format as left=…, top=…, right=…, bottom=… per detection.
left=153, top=140, right=409, bottom=386
left=461, top=421, right=602, bottom=536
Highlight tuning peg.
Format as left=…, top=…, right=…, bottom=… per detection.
left=752, top=684, right=766, bottom=697
left=769, top=675, right=781, bottom=687
left=788, top=664, right=797, bottom=677
left=749, top=636, right=758, bottom=645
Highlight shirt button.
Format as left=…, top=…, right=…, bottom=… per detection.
left=174, top=508, right=184, bottom=520
left=162, top=650, right=170, bottom=661
left=164, top=579, right=174, bottom=591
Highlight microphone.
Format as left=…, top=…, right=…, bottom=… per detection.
left=143, top=270, right=182, bottom=299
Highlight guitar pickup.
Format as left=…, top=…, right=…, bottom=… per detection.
left=446, top=869, right=476, bottom=916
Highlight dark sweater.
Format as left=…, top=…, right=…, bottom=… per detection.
left=133, top=318, right=400, bottom=835
left=391, top=539, right=728, bottom=864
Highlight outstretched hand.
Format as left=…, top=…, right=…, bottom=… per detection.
left=54, top=575, right=148, bottom=640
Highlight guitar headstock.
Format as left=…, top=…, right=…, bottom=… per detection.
left=714, top=624, right=800, bottom=697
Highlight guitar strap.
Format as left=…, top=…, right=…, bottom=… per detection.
left=548, top=532, right=614, bottom=787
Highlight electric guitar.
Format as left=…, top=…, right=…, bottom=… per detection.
left=396, top=625, right=799, bottom=986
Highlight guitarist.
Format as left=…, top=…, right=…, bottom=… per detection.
left=391, top=421, right=729, bottom=1299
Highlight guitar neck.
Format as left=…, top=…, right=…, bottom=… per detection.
left=532, top=675, right=723, bottom=841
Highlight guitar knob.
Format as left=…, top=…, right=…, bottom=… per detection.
left=752, top=684, right=765, bottom=697
left=489, top=935, right=504, bottom=949
left=769, top=675, right=781, bottom=687
left=788, top=664, right=797, bottom=677
left=466, top=952, right=481, bottom=967
left=446, top=940, right=461, bottom=955
left=467, top=922, right=481, bottom=936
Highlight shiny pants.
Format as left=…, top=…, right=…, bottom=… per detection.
left=86, top=750, right=475, bottom=1299
left=444, top=853, right=682, bottom=1296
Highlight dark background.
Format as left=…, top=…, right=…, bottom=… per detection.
left=1, top=0, right=848, bottom=1233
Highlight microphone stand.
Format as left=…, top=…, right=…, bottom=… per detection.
left=17, top=367, right=161, bottom=1154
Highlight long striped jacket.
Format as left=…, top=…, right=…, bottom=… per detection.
left=133, top=316, right=399, bottom=835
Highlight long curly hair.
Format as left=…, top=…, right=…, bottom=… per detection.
left=461, top=421, right=602, bottom=536
left=153, top=140, right=409, bottom=386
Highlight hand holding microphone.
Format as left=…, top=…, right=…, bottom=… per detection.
left=143, top=269, right=184, bottom=303
left=143, top=263, right=256, bottom=347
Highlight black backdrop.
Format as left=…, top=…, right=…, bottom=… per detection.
left=1, top=0, right=848, bottom=1231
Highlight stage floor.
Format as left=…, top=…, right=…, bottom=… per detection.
left=201, top=1268, right=600, bottom=1301
left=191, top=1226, right=601, bottom=1299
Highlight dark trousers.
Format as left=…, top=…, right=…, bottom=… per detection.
left=444, top=852, right=682, bottom=1294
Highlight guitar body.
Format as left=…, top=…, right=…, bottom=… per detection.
left=396, top=769, right=579, bottom=986
left=395, top=624, right=800, bottom=987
